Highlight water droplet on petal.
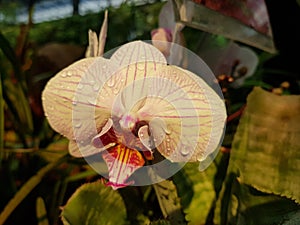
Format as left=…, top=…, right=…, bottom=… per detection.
left=74, top=122, right=82, bottom=128
left=163, top=126, right=171, bottom=135
left=77, top=83, right=83, bottom=89
left=107, top=79, right=115, bottom=87
left=166, top=147, right=171, bottom=154
left=93, top=83, right=100, bottom=91
left=61, top=72, right=67, bottom=77
left=67, top=71, right=73, bottom=76
left=72, top=98, right=77, bottom=106
left=113, top=88, right=120, bottom=95
left=137, top=62, right=145, bottom=70
left=87, top=97, right=96, bottom=105
left=180, top=145, right=190, bottom=156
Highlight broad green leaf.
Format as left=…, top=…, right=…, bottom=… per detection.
left=61, top=181, right=127, bottom=225
left=229, top=182, right=300, bottom=225
left=173, top=159, right=219, bottom=225
left=229, top=87, right=300, bottom=202
left=153, top=179, right=186, bottom=225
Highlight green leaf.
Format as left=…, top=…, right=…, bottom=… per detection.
left=36, top=197, right=50, bottom=225
left=153, top=179, right=186, bottom=225
left=229, top=87, right=300, bottom=202
left=150, top=220, right=171, bottom=225
left=3, top=79, right=33, bottom=135
left=0, top=32, right=22, bottom=80
left=61, top=181, right=127, bottom=225
left=0, top=73, right=4, bottom=163
left=173, top=160, right=218, bottom=225
left=229, top=182, right=300, bottom=225
left=0, top=154, right=69, bottom=224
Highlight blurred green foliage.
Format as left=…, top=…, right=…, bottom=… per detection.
left=0, top=1, right=299, bottom=225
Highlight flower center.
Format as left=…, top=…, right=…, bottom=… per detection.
left=119, top=113, right=137, bottom=131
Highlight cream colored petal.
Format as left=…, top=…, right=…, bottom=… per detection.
left=135, top=64, right=226, bottom=162
left=42, top=58, right=95, bottom=139
left=177, top=68, right=227, bottom=163
left=42, top=57, right=118, bottom=157
left=110, top=40, right=167, bottom=68
left=107, top=60, right=226, bottom=162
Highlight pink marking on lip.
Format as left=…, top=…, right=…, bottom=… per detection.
left=102, top=144, right=145, bottom=189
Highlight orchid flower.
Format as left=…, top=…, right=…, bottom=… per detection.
left=153, top=0, right=259, bottom=87
left=42, top=39, right=226, bottom=190
left=197, top=41, right=259, bottom=88
left=151, top=0, right=186, bottom=66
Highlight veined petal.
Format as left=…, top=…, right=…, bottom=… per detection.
left=176, top=67, right=227, bottom=162
left=138, top=66, right=226, bottom=162
left=111, top=62, right=226, bottom=162
left=42, top=57, right=119, bottom=157
left=42, top=58, right=96, bottom=140
left=110, top=40, right=167, bottom=68
left=102, top=144, right=145, bottom=190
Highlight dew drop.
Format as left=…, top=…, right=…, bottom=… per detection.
left=113, top=88, right=120, bottom=95
left=166, top=147, right=171, bottom=154
left=163, top=126, right=171, bottom=135
left=74, top=122, right=82, bottom=128
left=180, top=145, right=190, bottom=156
left=137, top=62, right=145, bottom=70
left=72, top=98, right=77, bottom=106
left=61, top=72, right=67, bottom=78
left=93, top=83, right=100, bottom=91
left=77, top=83, right=83, bottom=89
left=67, top=71, right=73, bottom=76
left=107, top=79, right=115, bottom=87
left=87, top=97, right=96, bottom=105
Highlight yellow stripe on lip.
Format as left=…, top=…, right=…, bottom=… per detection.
left=102, top=144, right=145, bottom=190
